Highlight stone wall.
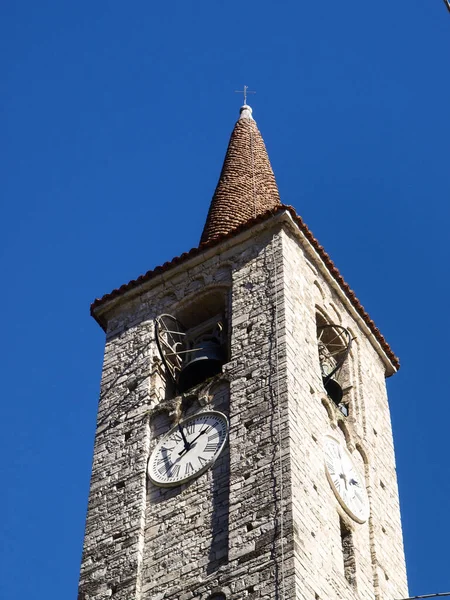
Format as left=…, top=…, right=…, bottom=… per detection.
left=79, top=225, right=294, bottom=599
left=282, top=226, right=408, bottom=600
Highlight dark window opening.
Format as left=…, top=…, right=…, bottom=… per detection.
left=340, top=518, right=357, bottom=586
left=316, top=313, right=352, bottom=415
left=155, top=288, right=229, bottom=394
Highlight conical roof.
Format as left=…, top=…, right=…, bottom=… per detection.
left=200, top=105, right=281, bottom=245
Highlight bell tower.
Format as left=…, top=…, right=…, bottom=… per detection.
left=78, top=104, right=409, bottom=600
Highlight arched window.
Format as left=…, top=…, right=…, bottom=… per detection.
left=155, top=288, right=229, bottom=395
left=316, top=312, right=352, bottom=416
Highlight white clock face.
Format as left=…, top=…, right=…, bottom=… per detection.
left=324, top=436, right=370, bottom=524
left=148, top=411, right=228, bottom=487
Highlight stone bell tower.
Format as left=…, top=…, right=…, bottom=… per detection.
left=78, top=104, right=409, bottom=600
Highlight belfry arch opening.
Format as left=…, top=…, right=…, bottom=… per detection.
left=155, top=287, right=229, bottom=394
left=316, top=312, right=352, bottom=415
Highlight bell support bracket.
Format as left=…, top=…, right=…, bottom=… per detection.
left=155, top=314, right=187, bottom=386
left=317, top=324, right=352, bottom=383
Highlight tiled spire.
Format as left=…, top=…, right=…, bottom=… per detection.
left=200, top=104, right=281, bottom=245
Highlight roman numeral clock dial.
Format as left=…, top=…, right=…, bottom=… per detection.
left=148, top=411, right=229, bottom=487
left=324, top=436, right=370, bottom=524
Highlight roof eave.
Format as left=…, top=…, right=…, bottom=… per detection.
left=280, top=210, right=399, bottom=377
left=91, top=210, right=288, bottom=332
left=91, top=206, right=399, bottom=375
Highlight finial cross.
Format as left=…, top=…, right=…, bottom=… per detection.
left=235, top=85, right=256, bottom=105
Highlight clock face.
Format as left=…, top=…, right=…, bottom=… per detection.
left=324, top=436, right=370, bottom=524
left=148, top=411, right=228, bottom=487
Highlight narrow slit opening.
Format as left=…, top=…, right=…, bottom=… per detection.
left=340, top=518, right=357, bottom=587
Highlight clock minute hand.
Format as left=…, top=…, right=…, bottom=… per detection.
left=188, top=426, right=210, bottom=446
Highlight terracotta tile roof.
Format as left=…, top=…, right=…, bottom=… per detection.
left=200, top=106, right=281, bottom=245
left=91, top=204, right=399, bottom=372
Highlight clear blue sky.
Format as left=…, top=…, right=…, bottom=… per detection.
left=1, top=2, right=449, bottom=598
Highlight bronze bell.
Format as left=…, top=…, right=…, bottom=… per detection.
left=178, top=338, right=224, bottom=393
left=323, top=377, right=343, bottom=406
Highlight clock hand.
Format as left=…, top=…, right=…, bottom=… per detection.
left=178, top=427, right=210, bottom=456
left=178, top=423, right=191, bottom=452
left=188, top=426, right=210, bottom=445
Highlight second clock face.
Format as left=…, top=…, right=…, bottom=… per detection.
left=324, top=436, right=370, bottom=524
left=148, top=411, right=228, bottom=487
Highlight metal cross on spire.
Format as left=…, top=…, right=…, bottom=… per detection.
left=235, top=85, right=256, bottom=105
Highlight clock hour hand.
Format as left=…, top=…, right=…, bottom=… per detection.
left=178, top=423, right=191, bottom=452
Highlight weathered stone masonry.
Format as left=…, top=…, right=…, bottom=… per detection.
left=80, top=220, right=293, bottom=600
